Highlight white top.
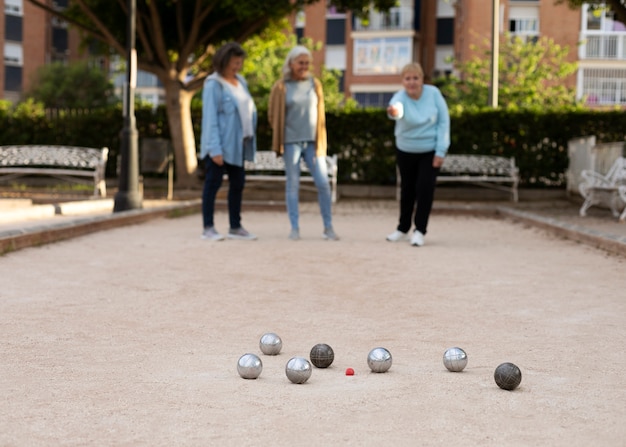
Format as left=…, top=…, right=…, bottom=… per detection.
left=220, top=77, right=255, bottom=138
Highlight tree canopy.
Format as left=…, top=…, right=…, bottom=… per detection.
left=26, top=61, right=115, bottom=109
left=26, top=0, right=394, bottom=187
left=241, top=21, right=357, bottom=111
left=436, top=35, right=582, bottom=112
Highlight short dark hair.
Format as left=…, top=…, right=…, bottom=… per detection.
left=212, top=42, right=246, bottom=75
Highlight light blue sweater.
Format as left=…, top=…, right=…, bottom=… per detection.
left=388, top=85, right=450, bottom=158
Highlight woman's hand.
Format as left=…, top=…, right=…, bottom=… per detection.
left=212, top=154, right=224, bottom=166
left=387, top=104, right=399, bottom=117
left=433, top=156, right=444, bottom=168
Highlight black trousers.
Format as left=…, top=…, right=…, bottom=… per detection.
left=396, top=149, right=439, bottom=235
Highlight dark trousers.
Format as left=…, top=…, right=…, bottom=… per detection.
left=202, top=156, right=245, bottom=229
left=396, top=149, right=439, bottom=235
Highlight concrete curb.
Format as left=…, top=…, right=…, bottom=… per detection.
left=0, top=200, right=202, bottom=255
left=497, top=206, right=626, bottom=258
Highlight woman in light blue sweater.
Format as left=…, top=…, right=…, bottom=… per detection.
left=386, top=62, right=450, bottom=246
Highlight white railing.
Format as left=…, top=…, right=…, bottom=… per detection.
left=354, top=6, right=413, bottom=31
left=579, top=32, right=626, bottom=60
left=579, top=67, right=626, bottom=106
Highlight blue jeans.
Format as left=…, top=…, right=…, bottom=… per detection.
left=283, top=142, right=333, bottom=230
left=202, top=156, right=245, bottom=230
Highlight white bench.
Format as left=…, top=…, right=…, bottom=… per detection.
left=578, top=156, right=626, bottom=219
left=240, top=151, right=338, bottom=203
left=397, top=154, right=520, bottom=202
left=0, top=145, right=109, bottom=197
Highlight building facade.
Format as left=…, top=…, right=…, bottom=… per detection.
left=297, top=0, right=626, bottom=108
left=1, top=0, right=89, bottom=102
left=1, top=1, right=625, bottom=108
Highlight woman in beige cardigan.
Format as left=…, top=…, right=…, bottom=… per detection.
left=268, top=46, right=338, bottom=241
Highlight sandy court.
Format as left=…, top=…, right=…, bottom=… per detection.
left=1, top=201, right=625, bottom=446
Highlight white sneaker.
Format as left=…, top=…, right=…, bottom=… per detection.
left=411, top=230, right=425, bottom=247
left=201, top=227, right=225, bottom=241
left=386, top=230, right=409, bottom=242
left=228, top=227, right=257, bottom=240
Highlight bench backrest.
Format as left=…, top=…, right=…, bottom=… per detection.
left=441, top=155, right=517, bottom=176
left=244, top=150, right=336, bottom=175
left=0, top=145, right=108, bottom=169
left=605, top=157, right=626, bottom=184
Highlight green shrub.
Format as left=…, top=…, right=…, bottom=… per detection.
left=1, top=103, right=624, bottom=187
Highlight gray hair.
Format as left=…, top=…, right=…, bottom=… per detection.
left=282, top=46, right=312, bottom=80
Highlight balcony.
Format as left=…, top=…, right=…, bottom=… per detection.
left=579, top=32, right=626, bottom=60
left=353, top=6, right=413, bottom=32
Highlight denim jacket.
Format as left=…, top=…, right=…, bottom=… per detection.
left=200, top=73, right=257, bottom=166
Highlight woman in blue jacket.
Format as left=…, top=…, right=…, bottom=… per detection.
left=200, top=42, right=257, bottom=241
left=386, top=62, right=450, bottom=247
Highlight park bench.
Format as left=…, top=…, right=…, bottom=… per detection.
left=0, top=145, right=109, bottom=197
left=241, top=150, right=338, bottom=203
left=578, top=156, right=626, bottom=219
left=397, top=154, right=520, bottom=202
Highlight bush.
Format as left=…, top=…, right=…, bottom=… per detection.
left=1, top=103, right=624, bottom=187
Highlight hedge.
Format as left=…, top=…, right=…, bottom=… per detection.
left=1, top=105, right=624, bottom=187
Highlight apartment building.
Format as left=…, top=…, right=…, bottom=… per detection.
left=2, top=1, right=624, bottom=108
left=1, top=0, right=90, bottom=102
left=298, top=0, right=626, bottom=108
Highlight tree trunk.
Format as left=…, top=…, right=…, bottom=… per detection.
left=164, top=80, right=199, bottom=189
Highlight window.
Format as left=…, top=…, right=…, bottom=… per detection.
left=437, top=18, right=454, bottom=45
left=353, top=37, right=412, bottom=75
left=326, top=18, right=345, bottom=45
left=508, top=5, right=539, bottom=42
left=4, top=66, right=22, bottom=91
left=584, top=4, right=626, bottom=32
left=5, top=15, right=23, bottom=42
left=52, top=28, right=68, bottom=53
left=581, top=67, right=626, bottom=106
left=353, top=92, right=394, bottom=108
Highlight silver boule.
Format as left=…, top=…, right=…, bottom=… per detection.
left=259, top=332, right=283, bottom=355
left=443, top=347, right=468, bottom=372
left=237, top=353, right=263, bottom=379
left=285, top=356, right=312, bottom=384
left=367, top=347, right=392, bottom=373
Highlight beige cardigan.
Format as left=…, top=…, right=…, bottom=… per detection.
left=268, top=77, right=327, bottom=157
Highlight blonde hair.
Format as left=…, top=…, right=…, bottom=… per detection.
left=400, top=62, right=424, bottom=77
left=282, top=46, right=312, bottom=80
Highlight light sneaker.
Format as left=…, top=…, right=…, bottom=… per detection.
left=386, top=230, right=409, bottom=242
left=288, top=229, right=300, bottom=240
left=411, top=230, right=425, bottom=247
left=323, top=227, right=339, bottom=241
left=201, top=227, right=225, bottom=241
left=228, top=227, right=257, bottom=240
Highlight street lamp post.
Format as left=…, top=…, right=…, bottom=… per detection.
left=489, top=0, right=500, bottom=108
left=114, top=0, right=143, bottom=212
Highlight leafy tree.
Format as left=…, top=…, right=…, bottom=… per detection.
left=26, top=0, right=395, bottom=188
left=436, top=35, right=582, bottom=112
left=242, top=21, right=357, bottom=111
left=556, top=0, right=626, bottom=25
left=26, top=61, right=115, bottom=109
